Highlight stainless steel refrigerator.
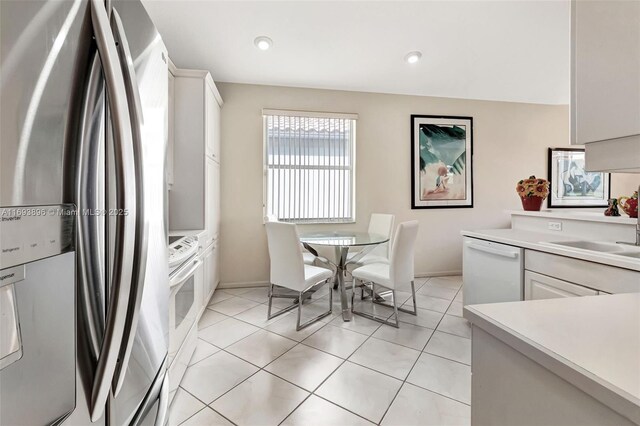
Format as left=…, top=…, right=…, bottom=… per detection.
left=0, top=0, right=169, bottom=424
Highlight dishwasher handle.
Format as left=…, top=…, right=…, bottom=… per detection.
left=466, top=242, right=519, bottom=259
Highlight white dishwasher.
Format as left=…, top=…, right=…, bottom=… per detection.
left=463, top=237, right=523, bottom=305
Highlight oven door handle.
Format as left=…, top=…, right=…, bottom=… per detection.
left=170, top=259, right=202, bottom=289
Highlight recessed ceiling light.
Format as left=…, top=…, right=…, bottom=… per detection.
left=405, top=51, right=422, bottom=64
left=254, top=36, right=273, bottom=51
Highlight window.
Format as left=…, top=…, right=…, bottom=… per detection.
left=263, top=109, right=357, bottom=223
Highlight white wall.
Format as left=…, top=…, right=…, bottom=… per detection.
left=218, top=83, right=639, bottom=286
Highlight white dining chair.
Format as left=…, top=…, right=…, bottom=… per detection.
left=343, top=213, right=394, bottom=294
left=266, top=215, right=328, bottom=266
left=347, top=213, right=395, bottom=267
left=265, top=221, right=334, bottom=330
left=351, top=220, right=419, bottom=328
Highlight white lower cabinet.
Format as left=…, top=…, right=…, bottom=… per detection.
left=524, top=271, right=598, bottom=301
left=202, top=241, right=219, bottom=305
left=205, top=157, right=220, bottom=248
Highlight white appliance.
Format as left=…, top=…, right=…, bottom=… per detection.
left=169, top=235, right=199, bottom=269
left=463, top=237, right=524, bottom=305
left=1, top=1, right=169, bottom=424
left=167, top=235, right=202, bottom=402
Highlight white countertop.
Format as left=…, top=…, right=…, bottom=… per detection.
left=464, top=293, right=640, bottom=424
left=462, top=228, right=640, bottom=271
left=509, top=209, right=638, bottom=225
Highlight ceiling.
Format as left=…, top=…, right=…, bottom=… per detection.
left=143, top=0, right=571, bottom=104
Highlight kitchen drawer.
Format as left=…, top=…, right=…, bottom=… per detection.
left=525, top=250, right=640, bottom=294
left=524, top=271, right=598, bottom=301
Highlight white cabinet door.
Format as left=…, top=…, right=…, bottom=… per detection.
left=571, top=0, right=640, bottom=145
left=524, top=271, right=598, bottom=301
left=205, top=84, right=221, bottom=162
left=167, top=69, right=175, bottom=188
left=202, top=241, right=220, bottom=306
left=205, top=157, right=220, bottom=245
left=170, top=69, right=222, bottom=233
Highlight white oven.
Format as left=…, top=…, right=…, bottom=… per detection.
left=169, top=255, right=202, bottom=359
left=167, top=235, right=202, bottom=402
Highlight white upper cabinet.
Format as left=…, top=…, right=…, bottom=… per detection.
left=168, top=67, right=223, bottom=234
left=571, top=0, right=640, bottom=146
left=205, top=83, right=221, bottom=162
left=167, top=61, right=175, bottom=189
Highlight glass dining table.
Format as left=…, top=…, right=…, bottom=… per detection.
left=299, top=231, right=389, bottom=321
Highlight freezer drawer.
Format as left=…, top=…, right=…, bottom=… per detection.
left=463, top=237, right=524, bottom=305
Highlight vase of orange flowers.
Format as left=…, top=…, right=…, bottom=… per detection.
left=516, top=176, right=550, bottom=211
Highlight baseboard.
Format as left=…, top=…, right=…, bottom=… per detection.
left=219, top=280, right=269, bottom=289
left=415, top=270, right=462, bottom=278
left=219, top=270, right=461, bottom=289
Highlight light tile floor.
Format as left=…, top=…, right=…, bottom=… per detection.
left=170, top=276, right=471, bottom=426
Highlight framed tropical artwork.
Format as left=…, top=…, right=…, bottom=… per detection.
left=411, top=115, right=473, bottom=209
left=547, top=148, right=610, bottom=208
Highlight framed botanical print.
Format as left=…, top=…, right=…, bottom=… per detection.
left=547, top=148, right=611, bottom=208
left=411, top=115, right=473, bottom=209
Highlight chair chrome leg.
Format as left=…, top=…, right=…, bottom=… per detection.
left=267, top=283, right=299, bottom=320
left=295, top=279, right=332, bottom=331
left=329, top=280, right=333, bottom=312
left=391, top=289, right=400, bottom=328
left=371, top=280, right=417, bottom=316
left=351, top=278, right=358, bottom=308
left=351, top=280, right=400, bottom=328
left=371, top=281, right=376, bottom=311
left=296, top=291, right=303, bottom=329
left=408, top=280, right=417, bottom=315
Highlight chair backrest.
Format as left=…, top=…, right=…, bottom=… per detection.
left=367, top=213, right=395, bottom=258
left=389, top=221, right=419, bottom=287
left=265, top=221, right=306, bottom=291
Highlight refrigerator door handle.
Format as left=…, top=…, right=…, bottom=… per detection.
left=128, top=357, right=169, bottom=425
left=154, top=372, right=170, bottom=426
left=109, top=7, right=149, bottom=396
left=89, top=0, right=137, bottom=421
left=77, top=54, right=107, bottom=360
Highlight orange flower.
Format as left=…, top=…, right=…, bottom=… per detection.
left=516, top=175, right=549, bottom=199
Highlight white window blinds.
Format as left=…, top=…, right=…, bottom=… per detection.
left=263, top=110, right=357, bottom=223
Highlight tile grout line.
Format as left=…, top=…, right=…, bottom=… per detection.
left=293, top=281, right=423, bottom=425
left=175, top=387, right=239, bottom=426
left=289, top=281, right=470, bottom=420
left=377, top=279, right=464, bottom=424
left=181, top=290, right=332, bottom=423
left=181, top=293, right=340, bottom=425
left=181, top=278, right=468, bottom=425
left=278, top=310, right=384, bottom=426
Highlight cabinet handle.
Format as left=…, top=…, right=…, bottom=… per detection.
left=466, top=242, right=519, bottom=259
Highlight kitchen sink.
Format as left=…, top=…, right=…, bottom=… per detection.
left=543, top=241, right=640, bottom=259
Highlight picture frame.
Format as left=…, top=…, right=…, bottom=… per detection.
left=547, top=148, right=611, bottom=208
left=411, top=115, right=473, bottom=209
